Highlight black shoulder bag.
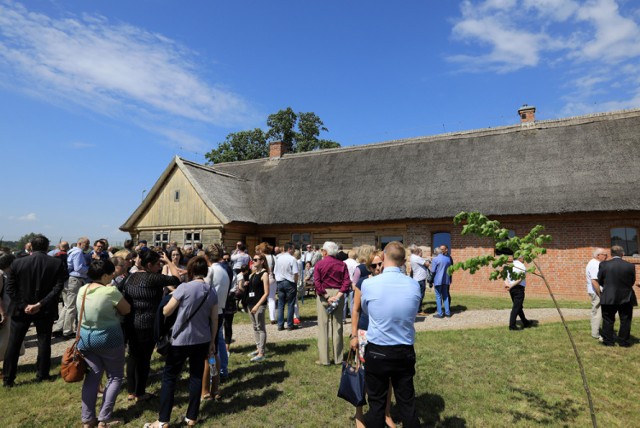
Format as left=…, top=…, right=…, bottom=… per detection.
left=156, top=288, right=210, bottom=356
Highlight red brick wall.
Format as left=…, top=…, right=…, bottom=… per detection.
left=406, top=212, right=640, bottom=301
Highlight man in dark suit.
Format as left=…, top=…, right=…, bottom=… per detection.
left=597, top=245, right=637, bottom=347
left=3, top=235, right=67, bottom=387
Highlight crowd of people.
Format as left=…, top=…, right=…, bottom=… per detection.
left=0, top=234, right=636, bottom=427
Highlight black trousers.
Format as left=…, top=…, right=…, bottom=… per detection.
left=126, top=327, right=156, bottom=396
left=2, top=314, right=54, bottom=384
left=509, top=286, right=527, bottom=328
left=364, top=342, right=420, bottom=428
left=159, top=342, right=208, bottom=422
left=601, top=302, right=633, bottom=346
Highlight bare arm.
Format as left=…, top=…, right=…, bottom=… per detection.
left=161, top=253, right=180, bottom=279
left=350, top=286, right=362, bottom=351
left=163, top=296, right=180, bottom=317
left=115, top=297, right=131, bottom=315
left=591, top=279, right=601, bottom=296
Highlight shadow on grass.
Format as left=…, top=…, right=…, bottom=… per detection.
left=419, top=303, right=469, bottom=315
left=507, top=387, right=580, bottom=425
left=11, top=356, right=63, bottom=385
left=414, top=392, right=467, bottom=427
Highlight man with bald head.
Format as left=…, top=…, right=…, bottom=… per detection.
left=586, top=247, right=608, bottom=341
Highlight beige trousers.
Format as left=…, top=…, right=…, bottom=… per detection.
left=316, top=288, right=344, bottom=365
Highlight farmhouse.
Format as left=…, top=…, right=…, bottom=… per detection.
left=120, top=106, right=640, bottom=300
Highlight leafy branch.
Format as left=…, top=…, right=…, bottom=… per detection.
left=448, top=211, right=597, bottom=428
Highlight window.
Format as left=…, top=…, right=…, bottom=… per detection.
left=611, top=227, right=638, bottom=256
left=379, top=235, right=403, bottom=250
left=184, top=230, right=202, bottom=246
left=495, top=230, right=516, bottom=256
left=432, top=232, right=451, bottom=256
left=174, top=190, right=180, bottom=202
left=154, top=231, right=169, bottom=248
left=291, top=233, right=312, bottom=248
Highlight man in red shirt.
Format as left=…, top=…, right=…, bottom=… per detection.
left=313, top=241, right=351, bottom=365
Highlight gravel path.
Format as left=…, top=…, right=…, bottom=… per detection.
left=18, top=307, right=591, bottom=365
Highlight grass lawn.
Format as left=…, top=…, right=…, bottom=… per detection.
left=232, top=293, right=588, bottom=325
left=1, top=318, right=637, bottom=427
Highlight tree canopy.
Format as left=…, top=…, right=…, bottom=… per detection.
left=205, top=108, right=340, bottom=164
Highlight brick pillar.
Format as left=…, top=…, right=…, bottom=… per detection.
left=269, top=141, right=287, bottom=158
left=518, top=105, right=536, bottom=123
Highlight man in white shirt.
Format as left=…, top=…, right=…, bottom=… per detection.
left=230, top=242, right=250, bottom=274
left=408, top=245, right=430, bottom=316
left=586, top=248, right=608, bottom=340
left=303, top=245, right=315, bottom=264
left=273, top=243, right=299, bottom=330
left=505, top=255, right=532, bottom=330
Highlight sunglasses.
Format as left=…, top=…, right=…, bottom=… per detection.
left=369, top=262, right=383, bottom=269
left=253, top=258, right=261, bottom=262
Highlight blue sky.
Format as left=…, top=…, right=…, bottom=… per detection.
left=1, top=0, right=640, bottom=245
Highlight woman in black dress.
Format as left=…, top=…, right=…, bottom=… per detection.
left=123, top=249, right=181, bottom=401
left=239, top=254, right=270, bottom=362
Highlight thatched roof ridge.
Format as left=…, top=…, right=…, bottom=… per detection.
left=205, top=107, right=640, bottom=225
left=208, top=107, right=640, bottom=166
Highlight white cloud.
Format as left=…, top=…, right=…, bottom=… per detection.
left=0, top=1, right=257, bottom=150
left=449, top=0, right=640, bottom=114
left=575, top=0, right=640, bottom=62
left=18, top=212, right=37, bottom=221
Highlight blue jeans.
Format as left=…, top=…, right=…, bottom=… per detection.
left=159, top=342, right=208, bottom=423
left=277, top=280, right=297, bottom=328
left=433, top=283, right=450, bottom=316
left=417, top=280, right=426, bottom=313
left=219, top=317, right=229, bottom=376
left=342, top=290, right=353, bottom=319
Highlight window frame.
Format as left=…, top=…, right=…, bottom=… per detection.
left=291, top=233, right=312, bottom=248
left=153, top=230, right=170, bottom=248
left=431, top=231, right=451, bottom=256
left=495, top=229, right=516, bottom=256
left=378, top=235, right=404, bottom=250
left=610, top=226, right=639, bottom=256
left=184, top=229, right=203, bottom=247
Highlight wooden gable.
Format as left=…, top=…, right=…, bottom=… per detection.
left=135, top=167, right=222, bottom=229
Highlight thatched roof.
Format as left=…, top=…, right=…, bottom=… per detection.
left=122, top=108, right=640, bottom=229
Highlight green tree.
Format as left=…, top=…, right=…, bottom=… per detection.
left=448, top=211, right=597, bottom=427
left=16, top=232, right=39, bottom=251
left=205, top=108, right=340, bottom=164
left=266, top=107, right=298, bottom=147
left=204, top=128, right=268, bottom=164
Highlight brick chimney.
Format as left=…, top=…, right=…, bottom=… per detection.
left=269, top=141, right=288, bottom=158
left=518, top=104, right=536, bottom=123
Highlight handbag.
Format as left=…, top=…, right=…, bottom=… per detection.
left=60, top=287, right=88, bottom=383
left=156, top=288, right=209, bottom=356
left=337, top=348, right=366, bottom=407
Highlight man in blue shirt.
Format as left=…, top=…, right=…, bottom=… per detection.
left=53, top=237, right=90, bottom=338
left=361, top=242, right=421, bottom=428
left=430, top=245, right=453, bottom=318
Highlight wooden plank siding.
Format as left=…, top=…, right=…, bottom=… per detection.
left=136, top=168, right=222, bottom=229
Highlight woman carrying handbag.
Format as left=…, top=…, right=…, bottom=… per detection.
left=76, top=259, right=131, bottom=428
